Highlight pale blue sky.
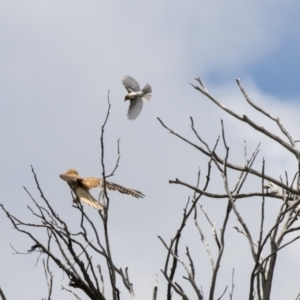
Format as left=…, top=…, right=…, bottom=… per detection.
left=1, top=1, right=300, bottom=299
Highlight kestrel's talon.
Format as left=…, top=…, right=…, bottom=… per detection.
left=122, top=75, right=152, bottom=120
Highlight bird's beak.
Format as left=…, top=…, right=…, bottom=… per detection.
left=59, top=174, right=66, bottom=181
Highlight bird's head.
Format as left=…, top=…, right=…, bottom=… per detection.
left=65, top=169, right=79, bottom=175
left=124, top=94, right=130, bottom=101
left=59, top=169, right=79, bottom=181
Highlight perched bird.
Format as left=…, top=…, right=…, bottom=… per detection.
left=122, top=75, right=152, bottom=120
left=60, top=169, right=145, bottom=210
left=264, top=180, right=300, bottom=215
left=264, top=181, right=283, bottom=197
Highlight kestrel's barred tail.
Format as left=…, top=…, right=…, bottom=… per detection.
left=99, top=180, right=145, bottom=199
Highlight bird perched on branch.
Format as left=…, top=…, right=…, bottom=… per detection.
left=60, top=169, right=145, bottom=210
left=122, top=75, right=152, bottom=120
left=264, top=181, right=285, bottom=197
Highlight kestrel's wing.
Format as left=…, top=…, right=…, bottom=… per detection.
left=127, top=98, right=143, bottom=120
left=80, top=177, right=100, bottom=190
left=122, top=75, right=140, bottom=92
left=75, top=187, right=105, bottom=210
left=60, top=172, right=100, bottom=190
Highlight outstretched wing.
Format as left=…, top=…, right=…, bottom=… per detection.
left=81, top=177, right=100, bottom=189
left=60, top=171, right=100, bottom=190
left=122, top=75, right=140, bottom=92
left=127, top=98, right=143, bottom=120
left=74, top=187, right=105, bottom=210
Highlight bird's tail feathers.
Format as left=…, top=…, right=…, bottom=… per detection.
left=101, top=180, right=145, bottom=199
left=142, top=84, right=152, bottom=101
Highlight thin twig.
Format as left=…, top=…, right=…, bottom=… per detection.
left=0, top=287, right=7, bottom=300
left=153, top=275, right=158, bottom=300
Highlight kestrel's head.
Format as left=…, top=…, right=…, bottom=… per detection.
left=124, top=94, right=129, bottom=101
left=65, top=169, right=79, bottom=175
left=59, top=168, right=79, bottom=181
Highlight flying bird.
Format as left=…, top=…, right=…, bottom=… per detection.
left=122, top=75, right=152, bottom=120
left=60, top=169, right=145, bottom=210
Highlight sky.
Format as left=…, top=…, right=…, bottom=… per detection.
left=1, top=1, right=300, bottom=299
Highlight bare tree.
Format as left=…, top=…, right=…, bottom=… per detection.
left=1, top=80, right=300, bottom=300
left=157, top=78, right=300, bottom=300
left=0, top=287, right=7, bottom=300
left=0, top=96, right=154, bottom=300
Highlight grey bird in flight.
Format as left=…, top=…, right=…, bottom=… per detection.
left=122, top=75, right=152, bottom=120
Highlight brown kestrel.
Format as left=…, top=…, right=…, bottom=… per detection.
left=60, top=169, right=145, bottom=210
